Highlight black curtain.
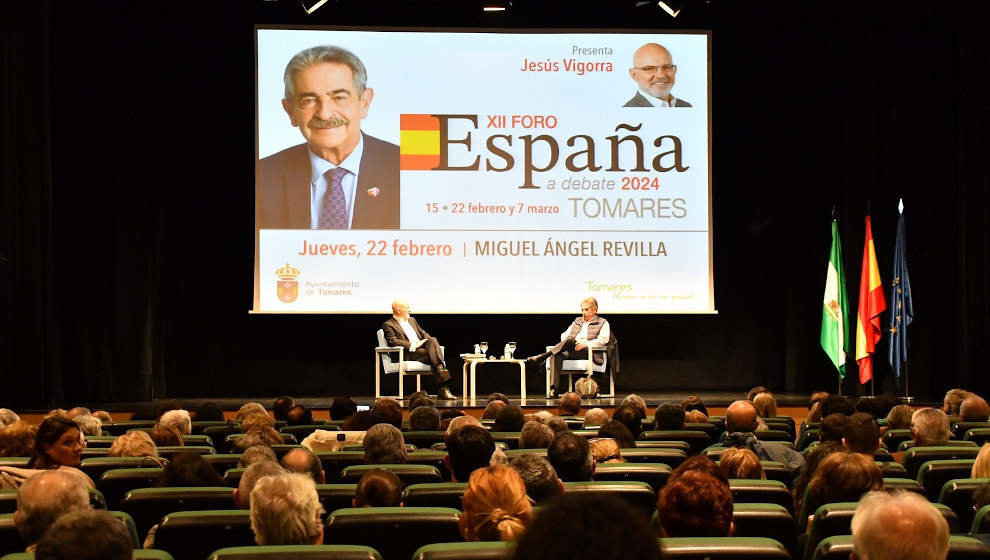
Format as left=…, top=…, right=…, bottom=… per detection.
left=2, top=1, right=989, bottom=408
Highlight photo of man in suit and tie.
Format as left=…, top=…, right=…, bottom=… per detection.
left=258, top=45, right=400, bottom=230
left=623, top=42, right=692, bottom=108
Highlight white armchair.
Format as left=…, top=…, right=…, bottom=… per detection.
left=375, top=329, right=444, bottom=399
left=545, top=342, right=614, bottom=398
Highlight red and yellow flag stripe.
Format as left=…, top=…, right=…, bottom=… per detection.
left=399, top=114, right=440, bottom=170
left=855, top=215, right=887, bottom=384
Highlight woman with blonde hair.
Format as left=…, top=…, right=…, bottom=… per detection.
left=108, top=431, right=159, bottom=458
left=590, top=438, right=624, bottom=464
left=718, top=447, right=764, bottom=480
left=972, top=443, right=990, bottom=478
left=459, top=464, right=532, bottom=542
left=752, top=392, right=778, bottom=420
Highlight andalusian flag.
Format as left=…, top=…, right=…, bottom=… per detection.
left=399, top=114, right=441, bottom=170
left=855, top=215, right=887, bottom=384
left=821, top=219, right=851, bottom=380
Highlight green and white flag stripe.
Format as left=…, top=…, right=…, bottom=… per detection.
left=821, top=219, right=850, bottom=379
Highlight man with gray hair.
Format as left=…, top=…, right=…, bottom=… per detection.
left=519, top=421, right=555, bottom=449
left=250, top=472, right=325, bottom=545
left=911, top=408, right=951, bottom=446
left=72, top=415, right=102, bottom=438
left=14, top=470, right=91, bottom=550
left=510, top=454, right=565, bottom=503
left=0, top=409, right=20, bottom=429
left=583, top=408, right=610, bottom=428
left=158, top=409, right=192, bottom=435
left=527, top=297, right=611, bottom=398
left=364, top=423, right=407, bottom=464
left=850, top=491, right=949, bottom=560
left=234, top=460, right=285, bottom=509
left=258, top=45, right=399, bottom=230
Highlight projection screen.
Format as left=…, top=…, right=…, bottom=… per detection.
left=254, top=27, right=713, bottom=314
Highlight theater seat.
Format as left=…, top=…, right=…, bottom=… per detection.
left=683, top=422, right=723, bottom=441
left=903, top=446, right=980, bottom=480
left=917, top=459, right=976, bottom=500
left=620, top=448, right=687, bottom=468
left=223, top=467, right=246, bottom=486
left=120, top=486, right=235, bottom=537
left=640, top=430, right=712, bottom=455
left=405, top=451, right=451, bottom=480
left=203, top=454, right=243, bottom=477
left=952, top=422, right=990, bottom=440
left=207, top=545, right=382, bottom=559
left=796, top=428, right=820, bottom=451
left=881, top=477, right=925, bottom=495
left=562, top=481, right=656, bottom=519
left=402, top=483, right=467, bottom=510
left=324, top=507, right=461, bottom=560
left=592, top=462, right=672, bottom=492
left=811, top=534, right=990, bottom=560
left=0, top=552, right=176, bottom=560
left=730, top=503, right=797, bottom=558
left=152, top=510, right=254, bottom=560
left=203, top=425, right=242, bottom=450
left=757, top=461, right=792, bottom=486
left=659, top=536, right=790, bottom=559
left=317, top=452, right=367, bottom=482
left=972, top=504, right=990, bottom=533
left=635, top=441, right=692, bottom=452
left=881, top=428, right=913, bottom=451
left=939, top=478, right=990, bottom=532
left=0, top=513, right=24, bottom=557
left=339, top=464, right=443, bottom=486
left=898, top=440, right=977, bottom=452
left=280, top=425, right=333, bottom=441
left=728, top=479, right=794, bottom=515
left=104, top=421, right=157, bottom=436
left=876, top=461, right=907, bottom=478
left=487, top=432, right=521, bottom=449
left=316, top=484, right=359, bottom=514
left=80, top=456, right=165, bottom=482
left=97, top=467, right=164, bottom=509
left=0, top=492, right=16, bottom=515
left=412, top=541, right=514, bottom=560
left=191, top=421, right=229, bottom=435
left=805, top=502, right=960, bottom=560
left=402, top=431, right=446, bottom=450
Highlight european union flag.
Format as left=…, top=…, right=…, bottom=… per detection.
left=888, top=200, right=914, bottom=385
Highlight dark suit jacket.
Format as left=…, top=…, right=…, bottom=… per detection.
left=382, top=317, right=431, bottom=352
left=623, top=91, right=692, bottom=107
left=257, top=133, right=399, bottom=229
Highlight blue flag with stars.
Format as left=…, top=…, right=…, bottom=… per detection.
left=888, top=200, right=913, bottom=385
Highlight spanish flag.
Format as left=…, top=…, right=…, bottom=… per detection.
left=855, top=215, right=886, bottom=384
left=399, top=114, right=440, bottom=170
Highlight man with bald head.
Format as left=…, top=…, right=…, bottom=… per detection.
left=624, top=43, right=692, bottom=108
left=14, top=470, right=91, bottom=550
left=382, top=299, right=454, bottom=400
left=720, top=400, right=806, bottom=480
left=960, top=394, right=990, bottom=422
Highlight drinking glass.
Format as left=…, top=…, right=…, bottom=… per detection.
left=508, top=342, right=517, bottom=358
left=479, top=341, right=488, bottom=356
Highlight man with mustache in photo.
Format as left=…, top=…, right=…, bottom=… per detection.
left=623, top=43, right=692, bottom=108
left=258, top=45, right=399, bottom=229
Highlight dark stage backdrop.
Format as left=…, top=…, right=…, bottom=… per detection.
left=2, top=1, right=989, bottom=408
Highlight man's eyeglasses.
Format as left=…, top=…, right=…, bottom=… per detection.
left=632, top=64, right=677, bottom=73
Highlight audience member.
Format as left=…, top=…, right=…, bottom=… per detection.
left=494, top=405, right=525, bottom=432
left=237, top=445, right=277, bottom=468
left=272, top=396, right=294, bottom=421
left=854, top=397, right=886, bottom=420
left=482, top=400, right=506, bottom=420
left=281, top=447, right=325, bottom=483
left=746, top=386, right=768, bottom=402
left=519, top=421, right=554, bottom=449
left=685, top=409, right=709, bottom=423
left=804, top=451, right=882, bottom=521
left=657, top=470, right=733, bottom=537
left=612, top=404, right=644, bottom=440
left=35, top=510, right=133, bottom=560
left=445, top=425, right=496, bottom=482
left=107, top=431, right=158, bottom=459
left=439, top=409, right=465, bottom=431
left=234, top=460, right=284, bottom=509
left=29, top=417, right=84, bottom=470
left=843, top=412, right=881, bottom=455
left=654, top=402, right=686, bottom=430
left=513, top=493, right=662, bottom=560
left=682, top=395, right=710, bottom=417
left=819, top=394, right=855, bottom=417
left=363, top=423, right=407, bottom=464
left=150, top=425, right=183, bottom=447
left=0, top=421, right=38, bottom=457
left=353, top=468, right=403, bottom=507
left=669, top=455, right=727, bottom=484
left=342, top=410, right=376, bottom=431
left=192, top=402, right=225, bottom=422
left=961, top=394, right=990, bottom=422
left=371, top=398, right=403, bottom=429
left=805, top=391, right=830, bottom=424
left=157, top=452, right=224, bottom=486
left=14, top=470, right=91, bottom=549
left=65, top=407, right=91, bottom=420
left=718, top=447, right=764, bottom=480
left=752, top=392, right=778, bottom=419
left=488, top=393, right=511, bottom=405
left=446, top=414, right=483, bottom=436
left=943, top=388, right=973, bottom=416
left=792, top=440, right=843, bottom=514
left=286, top=404, right=314, bottom=426
left=547, top=432, right=593, bottom=482
left=236, top=402, right=267, bottom=422
left=460, top=465, right=532, bottom=542
left=531, top=410, right=552, bottom=423
left=72, top=415, right=101, bottom=438
left=234, top=429, right=282, bottom=452
left=409, top=406, right=441, bottom=431
left=544, top=416, right=569, bottom=435
left=582, top=408, right=609, bottom=428
left=886, top=404, right=914, bottom=430
left=820, top=413, right=850, bottom=444
left=589, top=438, right=623, bottom=464
left=558, top=392, right=581, bottom=416
left=851, top=491, right=949, bottom=560
left=158, top=409, right=192, bottom=436
left=0, top=408, right=21, bottom=429
left=596, top=421, right=636, bottom=449
left=330, top=397, right=358, bottom=421
left=720, top=400, right=806, bottom=479
left=911, top=408, right=951, bottom=446
left=509, top=454, right=564, bottom=503
left=250, top=473, right=324, bottom=545
left=620, top=394, right=648, bottom=420
left=973, top=443, right=990, bottom=478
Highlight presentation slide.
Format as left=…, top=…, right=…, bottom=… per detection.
left=254, top=27, right=713, bottom=314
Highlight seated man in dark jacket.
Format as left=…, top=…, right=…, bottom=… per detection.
left=720, top=400, right=806, bottom=482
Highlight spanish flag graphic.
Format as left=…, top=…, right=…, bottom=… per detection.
left=399, top=114, right=440, bottom=170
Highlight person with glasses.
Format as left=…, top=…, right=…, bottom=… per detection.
left=624, top=42, right=692, bottom=108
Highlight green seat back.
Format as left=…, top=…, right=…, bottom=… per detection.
left=903, top=446, right=980, bottom=480
left=939, top=478, right=990, bottom=533
left=412, top=541, right=514, bottom=560
left=317, top=452, right=367, bottom=482
left=316, top=484, right=359, bottom=513
left=660, top=537, right=790, bottom=559
left=324, top=507, right=461, bottom=560
left=97, top=467, right=164, bottom=509
left=402, top=483, right=467, bottom=510
left=620, top=448, right=687, bottom=468
left=917, top=459, right=976, bottom=500
left=731, top=503, right=797, bottom=558
left=207, top=545, right=381, bottom=559
left=399, top=432, right=446, bottom=450
left=963, top=428, right=990, bottom=446
left=591, top=462, right=671, bottom=492
left=340, top=464, right=442, bottom=485
left=728, top=479, right=793, bottom=515
left=80, top=456, right=164, bottom=482
left=120, top=486, right=235, bottom=536
left=880, top=477, right=924, bottom=495
left=203, top=454, right=243, bottom=476
left=641, top=431, right=712, bottom=455
left=562, top=481, right=656, bottom=519
left=154, top=510, right=253, bottom=560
